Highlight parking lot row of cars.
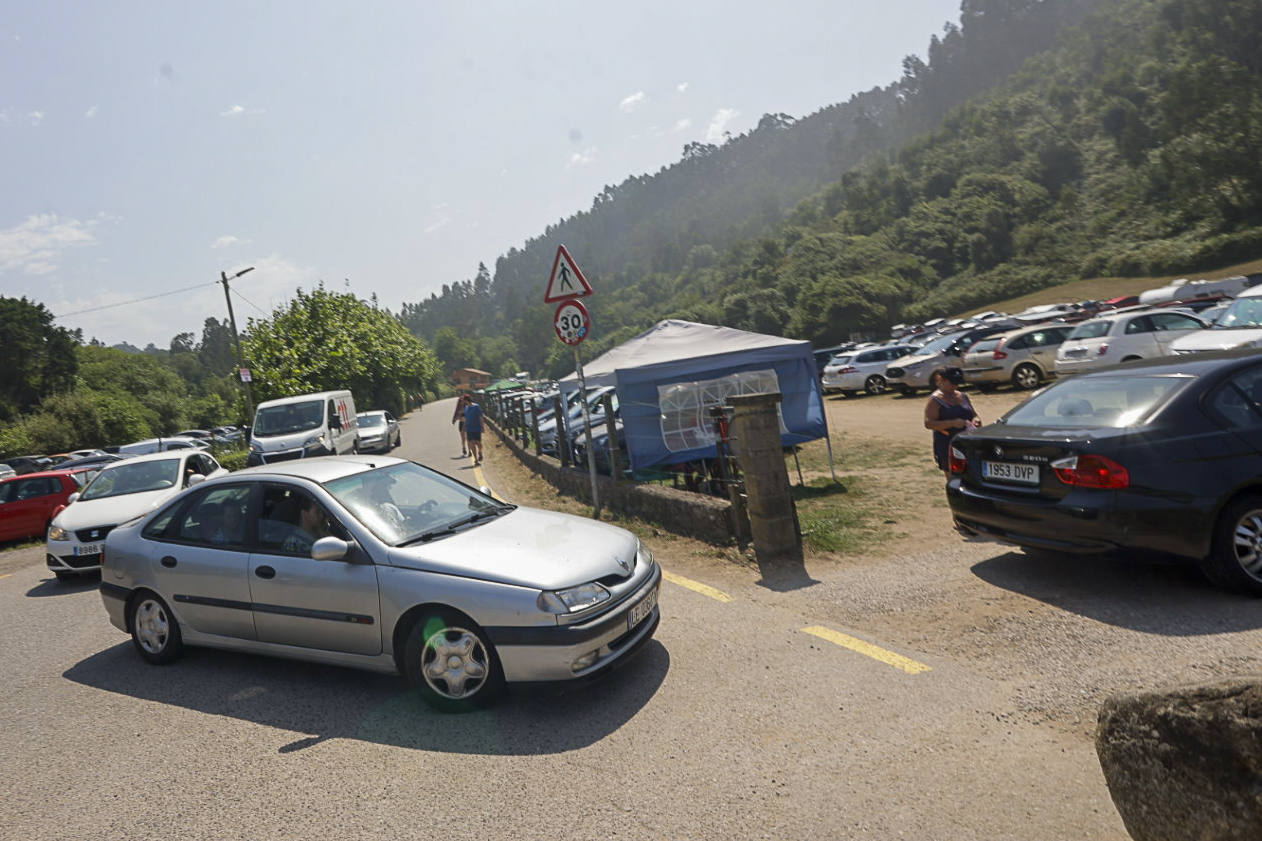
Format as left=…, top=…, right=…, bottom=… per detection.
left=820, top=285, right=1262, bottom=398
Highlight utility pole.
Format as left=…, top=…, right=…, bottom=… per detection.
left=220, top=266, right=256, bottom=426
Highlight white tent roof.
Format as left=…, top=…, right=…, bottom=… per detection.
left=560, top=319, right=810, bottom=388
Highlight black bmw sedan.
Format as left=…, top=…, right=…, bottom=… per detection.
left=947, top=349, right=1262, bottom=595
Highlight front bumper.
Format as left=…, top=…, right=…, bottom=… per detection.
left=247, top=442, right=334, bottom=466
left=489, top=563, right=662, bottom=683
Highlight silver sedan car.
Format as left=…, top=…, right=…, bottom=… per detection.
left=98, top=456, right=661, bottom=711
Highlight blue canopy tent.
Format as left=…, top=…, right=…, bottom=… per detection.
left=560, top=320, right=836, bottom=477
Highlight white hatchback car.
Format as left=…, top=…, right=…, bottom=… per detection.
left=1055, top=310, right=1206, bottom=375
left=821, top=345, right=917, bottom=395
left=46, top=450, right=228, bottom=581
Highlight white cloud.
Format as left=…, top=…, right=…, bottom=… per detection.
left=705, top=107, right=740, bottom=143
left=673, top=118, right=692, bottom=133
left=84, top=105, right=98, bottom=119
left=0, top=214, right=99, bottom=275
left=220, top=105, right=245, bottom=117
left=618, top=91, right=647, bottom=113
left=28, top=110, right=44, bottom=126
left=211, top=235, right=249, bottom=249
left=567, top=147, right=597, bottom=168
left=676, top=82, right=689, bottom=93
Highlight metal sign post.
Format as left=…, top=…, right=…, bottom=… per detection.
left=573, top=347, right=600, bottom=518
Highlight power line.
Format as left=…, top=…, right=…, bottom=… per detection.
left=54, top=280, right=219, bottom=319
left=231, top=286, right=267, bottom=315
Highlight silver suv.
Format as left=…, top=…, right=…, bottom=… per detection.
left=962, top=324, right=1075, bottom=390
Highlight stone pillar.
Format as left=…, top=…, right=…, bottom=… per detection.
left=531, top=398, right=542, bottom=456
left=729, top=393, right=800, bottom=561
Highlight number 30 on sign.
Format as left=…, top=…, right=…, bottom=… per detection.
left=554, top=300, right=591, bottom=346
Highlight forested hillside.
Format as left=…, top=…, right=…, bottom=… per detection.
left=404, top=0, right=1261, bottom=379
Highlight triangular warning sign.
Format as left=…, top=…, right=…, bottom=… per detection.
left=544, top=244, right=594, bottom=303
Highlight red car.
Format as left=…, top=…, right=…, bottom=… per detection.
left=0, top=468, right=97, bottom=543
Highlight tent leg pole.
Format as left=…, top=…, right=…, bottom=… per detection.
left=825, top=433, right=839, bottom=484
left=793, top=447, right=805, bottom=486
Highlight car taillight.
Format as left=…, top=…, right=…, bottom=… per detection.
left=836, top=366, right=857, bottom=374
left=99, top=546, right=106, bottom=569
left=949, top=445, right=967, bottom=474
left=992, top=350, right=1007, bottom=360
left=1051, top=454, right=1129, bottom=489
left=1097, top=343, right=1109, bottom=356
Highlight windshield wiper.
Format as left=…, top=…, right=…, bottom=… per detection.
left=400, top=507, right=513, bottom=545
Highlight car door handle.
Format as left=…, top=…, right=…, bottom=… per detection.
left=255, top=565, right=276, bottom=580
left=160, top=556, right=177, bottom=568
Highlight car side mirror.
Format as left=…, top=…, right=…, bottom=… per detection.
left=311, top=536, right=351, bottom=561
left=67, top=492, right=80, bottom=505
left=187, top=474, right=206, bottom=487
left=480, top=485, right=492, bottom=496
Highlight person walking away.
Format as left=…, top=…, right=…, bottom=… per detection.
left=464, top=398, right=484, bottom=465
left=923, top=367, right=981, bottom=481
left=452, top=394, right=469, bottom=456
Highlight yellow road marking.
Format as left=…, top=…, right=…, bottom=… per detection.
left=802, top=625, right=932, bottom=675
left=661, top=570, right=732, bottom=603
left=471, top=459, right=501, bottom=501
left=0, top=573, right=10, bottom=580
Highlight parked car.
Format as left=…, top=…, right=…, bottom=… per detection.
left=962, top=324, right=1077, bottom=391
left=821, top=344, right=918, bottom=396
left=1169, top=285, right=1262, bottom=355
left=539, top=387, right=614, bottom=456
left=118, top=437, right=212, bottom=455
left=2, top=455, right=55, bottom=475
left=97, top=456, right=661, bottom=710
left=947, top=350, right=1262, bottom=594
left=0, top=468, right=97, bottom=544
left=885, top=325, right=1014, bottom=395
left=53, top=453, right=130, bottom=472
left=176, top=429, right=214, bottom=440
left=46, top=450, right=228, bottom=581
left=813, top=344, right=854, bottom=376
left=573, top=422, right=629, bottom=476
left=1054, top=310, right=1206, bottom=376
left=356, top=411, right=401, bottom=453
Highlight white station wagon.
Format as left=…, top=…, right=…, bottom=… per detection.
left=1055, top=310, right=1205, bottom=375
left=98, top=456, right=661, bottom=711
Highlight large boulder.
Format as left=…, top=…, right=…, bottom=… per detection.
left=1096, top=677, right=1262, bottom=841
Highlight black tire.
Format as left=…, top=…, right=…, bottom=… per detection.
left=1120, top=355, right=1142, bottom=363
left=394, top=431, right=402, bottom=449
left=900, top=386, right=917, bottom=397
left=54, top=570, right=75, bottom=583
left=976, top=383, right=998, bottom=393
left=864, top=375, right=887, bottom=395
left=1201, top=495, right=1262, bottom=595
left=128, top=592, right=184, bottom=664
left=1011, top=363, right=1042, bottom=391
left=841, top=390, right=859, bottom=398
left=401, top=608, right=504, bottom=712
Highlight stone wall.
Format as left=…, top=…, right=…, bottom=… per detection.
left=486, top=419, right=733, bottom=544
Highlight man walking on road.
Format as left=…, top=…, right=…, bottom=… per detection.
left=464, top=398, right=484, bottom=465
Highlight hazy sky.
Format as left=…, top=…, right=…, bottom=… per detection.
left=1, top=1, right=961, bottom=347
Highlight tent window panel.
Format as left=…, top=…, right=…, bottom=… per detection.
left=658, top=369, right=787, bottom=453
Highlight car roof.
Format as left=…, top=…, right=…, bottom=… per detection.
left=229, top=454, right=407, bottom=484
left=99, top=450, right=198, bottom=469
left=1, top=466, right=95, bottom=482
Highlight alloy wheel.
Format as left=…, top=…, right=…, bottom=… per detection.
left=421, top=626, right=490, bottom=699
left=134, top=598, right=171, bottom=654
left=1231, top=510, right=1262, bottom=579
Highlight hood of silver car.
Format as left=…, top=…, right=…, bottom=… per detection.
left=388, top=506, right=640, bottom=590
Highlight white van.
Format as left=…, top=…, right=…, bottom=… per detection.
left=247, top=390, right=359, bottom=466
left=1169, top=285, right=1262, bottom=354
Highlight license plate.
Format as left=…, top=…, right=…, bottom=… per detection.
left=982, top=461, right=1039, bottom=484
left=626, top=586, right=658, bottom=631
left=74, top=542, right=103, bottom=556
left=1064, top=348, right=1087, bottom=358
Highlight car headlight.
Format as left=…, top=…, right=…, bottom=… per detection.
left=48, top=525, right=69, bottom=541
left=303, top=433, right=327, bottom=448
left=249, top=441, right=262, bottom=453
left=537, top=582, right=612, bottom=613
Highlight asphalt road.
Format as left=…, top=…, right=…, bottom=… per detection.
left=2, top=402, right=1259, bottom=839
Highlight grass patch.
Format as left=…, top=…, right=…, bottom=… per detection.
left=792, top=475, right=882, bottom=554
left=792, top=435, right=921, bottom=474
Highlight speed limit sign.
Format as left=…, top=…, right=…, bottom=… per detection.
left=554, top=300, right=591, bottom=346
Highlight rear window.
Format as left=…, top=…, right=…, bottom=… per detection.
left=969, top=339, right=1001, bottom=354
left=827, top=355, right=853, bottom=366
left=1003, top=375, right=1189, bottom=428
left=1068, top=320, right=1112, bottom=340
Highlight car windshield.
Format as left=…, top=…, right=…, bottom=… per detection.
left=919, top=333, right=964, bottom=355
left=79, top=458, right=182, bottom=500
left=324, top=462, right=511, bottom=544
left=1068, top=320, right=1112, bottom=339
left=1212, top=296, right=1262, bottom=329
left=254, top=400, right=324, bottom=437
left=1002, top=374, right=1189, bottom=428
left=358, top=414, right=385, bottom=428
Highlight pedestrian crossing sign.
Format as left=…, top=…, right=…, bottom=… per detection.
left=544, top=244, right=594, bottom=303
